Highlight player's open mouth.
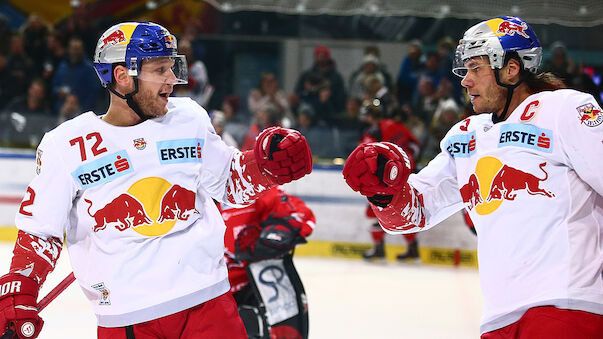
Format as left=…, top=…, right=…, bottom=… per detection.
left=469, top=94, right=479, bottom=102
left=159, top=92, right=170, bottom=101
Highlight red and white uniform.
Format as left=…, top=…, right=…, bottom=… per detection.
left=362, top=119, right=420, bottom=244
left=220, top=187, right=315, bottom=293
left=390, top=89, right=602, bottom=333
left=15, top=97, right=258, bottom=327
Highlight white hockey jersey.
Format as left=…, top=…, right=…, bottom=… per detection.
left=15, top=97, right=238, bottom=327
left=406, top=89, right=603, bottom=333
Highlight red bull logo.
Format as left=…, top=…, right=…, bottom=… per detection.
left=576, top=103, right=603, bottom=127
left=460, top=157, right=555, bottom=214
left=157, top=184, right=199, bottom=223
left=496, top=20, right=529, bottom=38
left=85, top=194, right=152, bottom=232
left=102, top=29, right=126, bottom=47
left=87, top=178, right=199, bottom=236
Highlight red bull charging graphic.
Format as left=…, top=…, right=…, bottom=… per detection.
left=460, top=157, right=555, bottom=215
left=86, top=177, right=199, bottom=236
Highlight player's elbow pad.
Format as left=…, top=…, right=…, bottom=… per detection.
left=368, top=183, right=426, bottom=234
left=226, top=150, right=275, bottom=206
left=10, top=230, right=63, bottom=285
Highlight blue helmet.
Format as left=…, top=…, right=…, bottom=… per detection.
left=93, top=22, right=187, bottom=87
left=452, top=16, right=542, bottom=77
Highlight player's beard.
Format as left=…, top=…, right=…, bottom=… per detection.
left=132, top=84, right=170, bottom=118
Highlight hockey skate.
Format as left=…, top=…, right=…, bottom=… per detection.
left=362, top=242, right=385, bottom=261
left=396, top=241, right=420, bottom=263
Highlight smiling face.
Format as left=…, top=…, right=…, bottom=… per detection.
left=460, top=56, right=506, bottom=116
left=134, top=58, right=177, bottom=117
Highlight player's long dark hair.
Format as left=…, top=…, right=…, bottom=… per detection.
left=506, top=52, right=566, bottom=93
left=525, top=72, right=566, bottom=93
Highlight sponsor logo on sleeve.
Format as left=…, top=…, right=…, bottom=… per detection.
left=498, top=124, right=552, bottom=152
left=157, top=138, right=204, bottom=164
left=576, top=103, right=603, bottom=127
left=35, top=150, right=43, bottom=175
left=445, top=131, right=476, bottom=158
left=72, top=151, right=133, bottom=188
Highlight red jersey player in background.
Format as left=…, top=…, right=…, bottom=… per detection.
left=359, top=101, right=421, bottom=261
left=220, top=187, right=315, bottom=339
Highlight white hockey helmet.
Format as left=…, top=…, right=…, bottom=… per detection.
left=452, top=16, right=542, bottom=77
left=93, top=22, right=188, bottom=87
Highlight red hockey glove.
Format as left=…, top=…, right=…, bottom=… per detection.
left=234, top=225, right=262, bottom=261
left=343, top=142, right=412, bottom=199
left=254, top=127, right=313, bottom=185
left=0, top=274, right=43, bottom=339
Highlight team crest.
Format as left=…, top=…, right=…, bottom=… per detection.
left=92, top=282, right=111, bottom=305
left=133, top=138, right=147, bottom=150
left=35, top=149, right=43, bottom=175
left=576, top=103, right=603, bottom=127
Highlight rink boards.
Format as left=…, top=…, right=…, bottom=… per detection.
left=0, top=150, right=478, bottom=267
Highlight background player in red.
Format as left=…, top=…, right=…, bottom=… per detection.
left=0, top=22, right=312, bottom=339
left=343, top=16, right=602, bottom=338
left=358, top=101, right=421, bottom=261
left=220, top=186, right=315, bottom=339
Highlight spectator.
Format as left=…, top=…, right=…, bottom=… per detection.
left=4, top=78, right=52, bottom=116
left=541, top=41, right=576, bottom=85
left=296, top=102, right=315, bottom=133
left=57, top=94, right=81, bottom=124
left=0, top=54, right=9, bottom=110
left=349, top=54, right=389, bottom=100
left=5, top=35, right=35, bottom=102
left=339, top=97, right=365, bottom=130
left=0, top=14, right=12, bottom=55
left=210, top=110, right=239, bottom=148
left=20, top=14, right=50, bottom=74
left=419, top=99, right=461, bottom=167
left=293, top=45, right=346, bottom=123
left=248, top=72, right=293, bottom=127
left=221, top=94, right=248, bottom=145
left=437, top=36, right=464, bottom=103
left=42, top=31, right=66, bottom=84
left=363, top=75, right=395, bottom=118
left=55, top=2, right=97, bottom=58
left=173, top=39, right=214, bottom=107
left=396, top=40, right=424, bottom=105
left=418, top=52, right=444, bottom=95
left=571, top=72, right=601, bottom=104
left=362, top=45, right=394, bottom=89
left=241, top=104, right=280, bottom=151
left=296, top=72, right=336, bottom=125
left=52, top=37, right=101, bottom=113
left=412, top=75, right=439, bottom=128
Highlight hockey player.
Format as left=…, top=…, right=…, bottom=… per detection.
left=343, top=16, right=602, bottom=338
left=221, top=186, right=315, bottom=339
left=358, top=101, right=421, bottom=261
left=0, top=22, right=312, bottom=339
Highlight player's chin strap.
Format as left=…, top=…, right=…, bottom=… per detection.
left=493, top=69, right=526, bottom=124
left=107, top=78, right=150, bottom=122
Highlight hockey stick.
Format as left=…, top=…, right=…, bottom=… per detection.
left=1, top=272, right=76, bottom=339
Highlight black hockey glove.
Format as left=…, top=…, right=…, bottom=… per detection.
left=252, top=217, right=307, bottom=260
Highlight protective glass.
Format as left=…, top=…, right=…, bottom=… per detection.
left=136, top=55, right=188, bottom=85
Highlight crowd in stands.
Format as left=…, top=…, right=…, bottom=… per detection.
left=1, top=10, right=601, bottom=167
